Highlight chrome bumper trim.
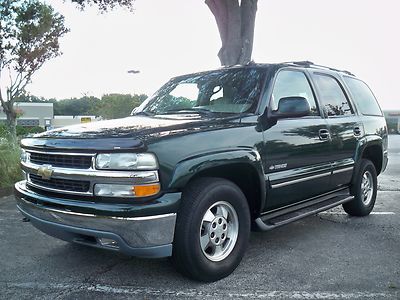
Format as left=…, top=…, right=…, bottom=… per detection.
left=15, top=186, right=177, bottom=250
left=21, top=160, right=159, bottom=196
left=22, top=161, right=159, bottom=181
left=18, top=205, right=173, bottom=258
left=17, top=197, right=176, bottom=221
left=26, top=149, right=95, bottom=156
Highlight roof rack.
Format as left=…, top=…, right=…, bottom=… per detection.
left=283, top=61, right=355, bottom=76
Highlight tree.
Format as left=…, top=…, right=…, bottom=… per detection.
left=70, top=0, right=257, bottom=66
left=53, top=96, right=101, bottom=116
left=98, top=93, right=146, bottom=119
left=205, top=0, right=257, bottom=66
left=0, top=0, right=68, bottom=137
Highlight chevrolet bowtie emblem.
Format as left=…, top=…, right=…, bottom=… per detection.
left=37, top=165, right=54, bottom=180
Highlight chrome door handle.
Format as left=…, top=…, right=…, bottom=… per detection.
left=319, top=129, right=330, bottom=140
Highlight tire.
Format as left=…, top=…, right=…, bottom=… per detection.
left=343, top=159, right=377, bottom=216
left=172, top=177, right=251, bottom=282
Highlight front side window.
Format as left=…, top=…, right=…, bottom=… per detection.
left=138, top=68, right=264, bottom=115
left=312, top=74, right=353, bottom=117
left=271, top=70, right=319, bottom=116
left=343, top=77, right=382, bottom=116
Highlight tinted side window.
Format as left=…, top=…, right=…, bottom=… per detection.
left=343, top=77, right=382, bottom=116
left=271, top=70, right=319, bottom=116
left=313, top=74, right=353, bottom=117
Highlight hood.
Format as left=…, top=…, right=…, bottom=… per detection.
left=35, top=115, right=240, bottom=140
left=22, top=114, right=244, bottom=152
left=36, top=115, right=202, bottom=139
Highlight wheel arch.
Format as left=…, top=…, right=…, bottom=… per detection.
left=358, top=136, right=384, bottom=175
left=353, top=136, right=384, bottom=186
left=168, top=149, right=266, bottom=219
left=362, top=144, right=383, bottom=175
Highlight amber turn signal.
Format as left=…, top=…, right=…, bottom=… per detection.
left=133, top=183, right=161, bottom=197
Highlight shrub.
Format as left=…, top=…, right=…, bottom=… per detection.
left=0, top=125, right=46, bottom=189
left=0, top=137, right=22, bottom=188
left=0, top=124, right=45, bottom=137
left=0, top=128, right=22, bottom=189
left=16, top=125, right=45, bottom=136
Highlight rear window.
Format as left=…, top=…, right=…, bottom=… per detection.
left=343, top=77, right=382, bottom=116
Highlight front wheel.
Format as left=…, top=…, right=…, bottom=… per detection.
left=343, top=159, right=377, bottom=216
left=172, top=177, right=250, bottom=282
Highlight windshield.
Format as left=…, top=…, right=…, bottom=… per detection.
left=136, top=68, right=264, bottom=116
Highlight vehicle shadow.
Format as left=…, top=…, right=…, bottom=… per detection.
left=41, top=213, right=349, bottom=287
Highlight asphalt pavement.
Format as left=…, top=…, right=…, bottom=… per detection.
left=1, top=136, right=399, bottom=299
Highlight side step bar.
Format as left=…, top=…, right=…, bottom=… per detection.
left=255, top=194, right=354, bottom=231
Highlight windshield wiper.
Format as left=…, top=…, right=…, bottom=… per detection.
left=133, top=111, right=154, bottom=116
left=159, top=108, right=215, bottom=115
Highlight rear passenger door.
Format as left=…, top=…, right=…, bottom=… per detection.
left=311, top=72, right=361, bottom=189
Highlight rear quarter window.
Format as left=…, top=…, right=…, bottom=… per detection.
left=343, top=77, right=383, bottom=116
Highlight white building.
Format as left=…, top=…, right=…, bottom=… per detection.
left=0, top=102, right=100, bottom=130
left=0, top=102, right=53, bottom=128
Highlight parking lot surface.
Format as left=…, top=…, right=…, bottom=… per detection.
left=1, top=136, right=399, bottom=299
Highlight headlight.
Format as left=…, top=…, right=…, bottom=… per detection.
left=95, top=153, right=158, bottom=170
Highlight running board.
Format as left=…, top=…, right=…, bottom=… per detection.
left=255, top=194, right=354, bottom=231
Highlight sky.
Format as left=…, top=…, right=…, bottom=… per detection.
left=26, top=0, right=400, bottom=110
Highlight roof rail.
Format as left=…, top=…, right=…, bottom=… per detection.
left=283, top=61, right=355, bottom=76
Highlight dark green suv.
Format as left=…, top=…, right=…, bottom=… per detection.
left=15, top=61, right=388, bottom=281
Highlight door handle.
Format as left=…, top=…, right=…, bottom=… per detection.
left=354, top=127, right=362, bottom=136
left=319, top=129, right=330, bottom=140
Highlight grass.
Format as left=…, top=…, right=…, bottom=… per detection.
left=0, top=125, right=45, bottom=190
left=0, top=136, right=22, bottom=189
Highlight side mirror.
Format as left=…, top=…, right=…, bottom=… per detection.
left=271, top=96, right=311, bottom=119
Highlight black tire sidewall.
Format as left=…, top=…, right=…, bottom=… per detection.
left=349, top=159, right=378, bottom=215
left=173, top=178, right=250, bottom=281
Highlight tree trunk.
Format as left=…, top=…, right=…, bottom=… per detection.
left=5, top=113, right=17, bottom=138
left=205, top=0, right=258, bottom=66
left=0, top=89, right=17, bottom=138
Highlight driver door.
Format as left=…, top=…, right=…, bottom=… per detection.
left=261, top=69, right=332, bottom=211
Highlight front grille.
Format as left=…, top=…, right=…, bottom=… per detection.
left=29, top=174, right=90, bottom=193
left=29, top=152, right=92, bottom=169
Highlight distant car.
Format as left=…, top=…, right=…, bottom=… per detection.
left=15, top=61, right=388, bottom=281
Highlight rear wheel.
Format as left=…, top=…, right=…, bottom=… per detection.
left=343, top=159, right=377, bottom=216
left=172, top=177, right=250, bottom=282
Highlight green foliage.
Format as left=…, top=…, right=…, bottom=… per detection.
left=16, top=125, right=45, bottom=136
left=15, top=93, right=147, bottom=119
left=14, top=94, right=57, bottom=104
left=0, top=124, right=44, bottom=137
left=0, top=0, right=68, bottom=136
left=53, top=96, right=101, bottom=116
left=70, top=0, right=135, bottom=12
left=0, top=145, right=21, bottom=189
left=0, top=124, right=44, bottom=189
left=0, top=128, right=22, bottom=189
left=98, top=93, right=147, bottom=119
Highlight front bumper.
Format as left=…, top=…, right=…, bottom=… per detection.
left=15, top=181, right=179, bottom=258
